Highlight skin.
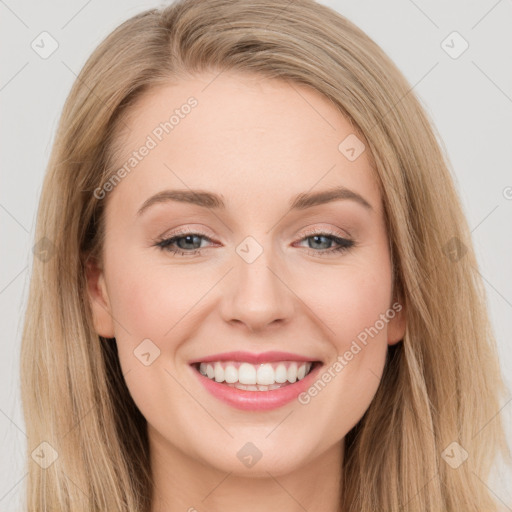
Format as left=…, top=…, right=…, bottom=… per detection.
left=86, top=71, right=406, bottom=512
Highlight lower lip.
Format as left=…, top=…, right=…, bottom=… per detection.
left=190, top=363, right=323, bottom=411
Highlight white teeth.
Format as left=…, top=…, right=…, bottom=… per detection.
left=238, top=363, right=257, bottom=384
left=287, top=362, right=297, bottom=383
left=256, top=364, right=275, bottom=385
left=224, top=365, right=238, bottom=383
left=226, top=382, right=284, bottom=391
left=275, top=364, right=288, bottom=383
left=214, top=362, right=224, bottom=383
left=197, top=360, right=313, bottom=386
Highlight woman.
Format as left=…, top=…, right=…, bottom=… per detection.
left=20, top=0, right=510, bottom=510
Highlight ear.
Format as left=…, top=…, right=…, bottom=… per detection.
left=85, top=257, right=115, bottom=338
left=387, top=300, right=406, bottom=346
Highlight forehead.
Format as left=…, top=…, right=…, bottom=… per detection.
left=105, top=71, right=381, bottom=217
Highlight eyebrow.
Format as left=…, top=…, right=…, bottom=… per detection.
left=136, top=185, right=373, bottom=216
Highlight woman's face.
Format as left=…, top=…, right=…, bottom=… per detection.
left=87, top=71, right=405, bottom=477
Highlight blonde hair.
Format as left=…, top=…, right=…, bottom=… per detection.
left=20, top=0, right=510, bottom=510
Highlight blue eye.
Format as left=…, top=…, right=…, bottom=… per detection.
left=155, top=233, right=210, bottom=256
left=296, top=233, right=355, bottom=256
left=154, top=230, right=355, bottom=257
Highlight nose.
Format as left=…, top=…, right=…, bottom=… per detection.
left=219, top=245, right=295, bottom=333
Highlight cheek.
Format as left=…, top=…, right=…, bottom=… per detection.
left=297, top=256, right=393, bottom=401
left=104, top=251, right=196, bottom=421
left=341, top=276, right=391, bottom=346
left=294, top=259, right=394, bottom=433
left=105, top=249, right=197, bottom=341
left=300, top=257, right=393, bottom=349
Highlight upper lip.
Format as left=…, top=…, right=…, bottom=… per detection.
left=189, top=350, right=321, bottom=365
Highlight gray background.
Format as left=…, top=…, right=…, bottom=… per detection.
left=1, top=0, right=511, bottom=509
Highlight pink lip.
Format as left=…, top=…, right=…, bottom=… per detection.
left=189, top=360, right=323, bottom=411
left=188, top=350, right=318, bottom=365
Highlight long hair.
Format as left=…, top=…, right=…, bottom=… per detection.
left=20, top=0, right=510, bottom=510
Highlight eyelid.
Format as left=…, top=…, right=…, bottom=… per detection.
left=298, top=224, right=351, bottom=239
left=153, top=223, right=355, bottom=259
left=156, top=223, right=352, bottom=244
left=157, top=225, right=214, bottom=240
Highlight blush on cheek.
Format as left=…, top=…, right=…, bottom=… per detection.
left=315, top=270, right=392, bottom=342
left=108, top=261, right=169, bottom=332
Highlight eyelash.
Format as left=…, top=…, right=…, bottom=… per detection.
left=154, top=228, right=355, bottom=258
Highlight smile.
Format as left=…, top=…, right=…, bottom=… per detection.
left=194, top=360, right=314, bottom=390
left=190, top=358, right=323, bottom=411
